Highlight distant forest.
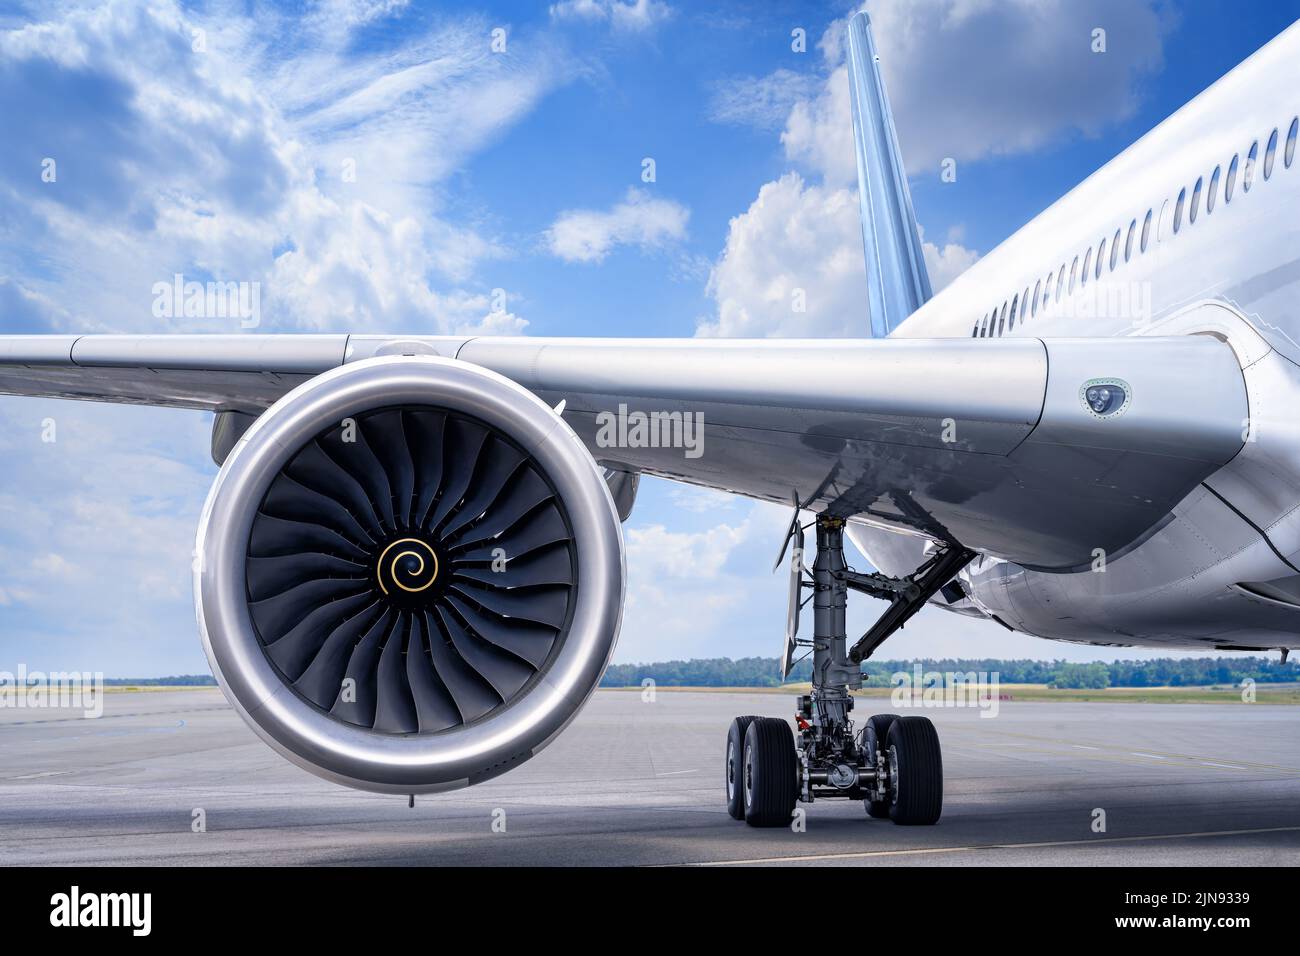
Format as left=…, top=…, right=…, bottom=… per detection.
left=599, top=656, right=1298, bottom=689
left=105, top=656, right=1297, bottom=690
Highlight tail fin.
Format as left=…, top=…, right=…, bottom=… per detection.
left=847, top=11, right=931, bottom=337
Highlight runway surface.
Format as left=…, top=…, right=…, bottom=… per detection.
left=2, top=688, right=1299, bottom=866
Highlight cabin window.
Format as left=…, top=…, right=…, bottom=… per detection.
left=1207, top=165, right=1221, bottom=213
left=1023, top=287, right=1030, bottom=322
left=1081, top=247, right=1092, bottom=286
left=1124, top=219, right=1136, bottom=261
left=1243, top=140, right=1258, bottom=192
left=1173, top=187, right=1185, bottom=233
left=1140, top=209, right=1153, bottom=252
left=1056, top=266, right=1065, bottom=301
left=1286, top=117, right=1298, bottom=169
left=1190, top=176, right=1202, bottom=224
left=1264, top=127, right=1278, bottom=180
left=1226, top=153, right=1239, bottom=202
left=1109, top=228, right=1121, bottom=270
left=1032, top=279, right=1041, bottom=316
left=1093, top=239, right=1105, bottom=279
left=1009, top=294, right=1019, bottom=330
left=1069, top=256, right=1079, bottom=293
left=998, top=301, right=1007, bottom=336
left=972, top=319, right=980, bottom=337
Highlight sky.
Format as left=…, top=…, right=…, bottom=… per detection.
left=0, top=0, right=1298, bottom=676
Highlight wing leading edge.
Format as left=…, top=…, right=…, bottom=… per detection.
left=0, top=333, right=1246, bottom=568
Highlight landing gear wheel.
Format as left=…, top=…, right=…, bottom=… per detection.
left=863, top=713, right=898, bottom=819
left=886, top=716, right=943, bottom=825
left=725, top=715, right=759, bottom=820
left=742, top=717, right=798, bottom=828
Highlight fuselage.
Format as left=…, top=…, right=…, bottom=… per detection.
left=864, top=19, right=1300, bottom=651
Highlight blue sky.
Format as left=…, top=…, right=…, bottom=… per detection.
left=0, top=0, right=1297, bottom=676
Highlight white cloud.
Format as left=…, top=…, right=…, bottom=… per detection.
left=549, top=0, right=673, bottom=33
left=545, top=188, right=690, bottom=263
left=700, top=173, right=864, bottom=337
left=0, top=0, right=572, bottom=335
left=922, top=228, right=981, bottom=292
left=709, top=69, right=822, bottom=131
left=862, top=0, right=1171, bottom=171
left=781, top=64, right=857, bottom=187
left=699, top=175, right=977, bottom=337
left=0, top=399, right=213, bottom=675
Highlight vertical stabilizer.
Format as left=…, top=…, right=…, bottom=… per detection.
left=847, top=11, right=931, bottom=337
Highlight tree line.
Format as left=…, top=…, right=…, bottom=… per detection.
left=598, top=656, right=1298, bottom=689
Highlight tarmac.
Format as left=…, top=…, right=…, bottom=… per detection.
left=2, top=688, right=1299, bottom=866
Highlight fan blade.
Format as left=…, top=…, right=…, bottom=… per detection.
left=246, top=551, right=370, bottom=603
left=424, top=609, right=501, bottom=722
left=364, top=410, right=416, bottom=528
left=260, top=475, right=375, bottom=547
left=319, top=422, right=397, bottom=534
left=264, top=592, right=376, bottom=680
left=445, top=466, right=553, bottom=549
left=405, top=612, right=462, bottom=732
left=451, top=543, right=573, bottom=589
left=437, top=606, right=533, bottom=701
left=449, top=581, right=570, bottom=630
left=248, top=512, right=370, bottom=561
left=328, top=609, right=393, bottom=726
left=438, top=437, right=526, bottom=541
left=442, top=595, right=557, bottom=669
left=407, top=410, right=448, bottom=527
left=250, top=577, right=371, bottom=643
left=284, top=441, right=388, bottom=539
left=373, top=613, right=419, bottom=734
left=426, top=418, right=489, bottom=534
left=294, top=604, right=386, bottom=708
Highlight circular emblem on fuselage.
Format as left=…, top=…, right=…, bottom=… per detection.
left=1079, top=377, right=1131, bottom=419
left=376, top=537, right=440, bottom=601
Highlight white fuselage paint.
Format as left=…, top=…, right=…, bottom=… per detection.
left=858, top=20, right=1300, bottom=651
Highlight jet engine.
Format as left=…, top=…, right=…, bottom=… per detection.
left=194, top=356, right=625, bottom=794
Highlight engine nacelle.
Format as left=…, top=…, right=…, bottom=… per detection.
left=194, top=356, right=624, bottom=793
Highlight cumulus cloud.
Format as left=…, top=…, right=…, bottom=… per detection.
left=868, top=0, right=1172, bottom=170
left=0, top=0, right=570, bottom=335
left=549, top=0, right=673, bottom=33
left=545, top=188, right=689, bottom=263
left=698, top=0, right=1174, bottom=337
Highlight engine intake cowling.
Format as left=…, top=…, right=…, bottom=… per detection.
left=195, top=356, right=624, bottom=793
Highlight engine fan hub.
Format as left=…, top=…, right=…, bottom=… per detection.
left=374, top=536, right=443, bottom=604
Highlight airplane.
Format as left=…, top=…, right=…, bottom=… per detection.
left=2, top=11, right=1298, bottom=829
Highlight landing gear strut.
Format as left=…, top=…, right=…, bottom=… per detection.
left=725, top=515, right=966, bottom=828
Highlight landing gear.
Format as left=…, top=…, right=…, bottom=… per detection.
left=724, top=515, right=965, bottom=828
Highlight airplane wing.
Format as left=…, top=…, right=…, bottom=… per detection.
left=0, top=332, right=1247, bottom=570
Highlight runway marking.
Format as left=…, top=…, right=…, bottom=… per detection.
left=1072, top=745, right=1100, bottom=751
left=1131, top=752, right=1166, bottom=760
left=682, top=825, right=1300, bottom=866
left=655, top=770, right=698, bottom=777
left=1201, top=762, right=1248, bottom=770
